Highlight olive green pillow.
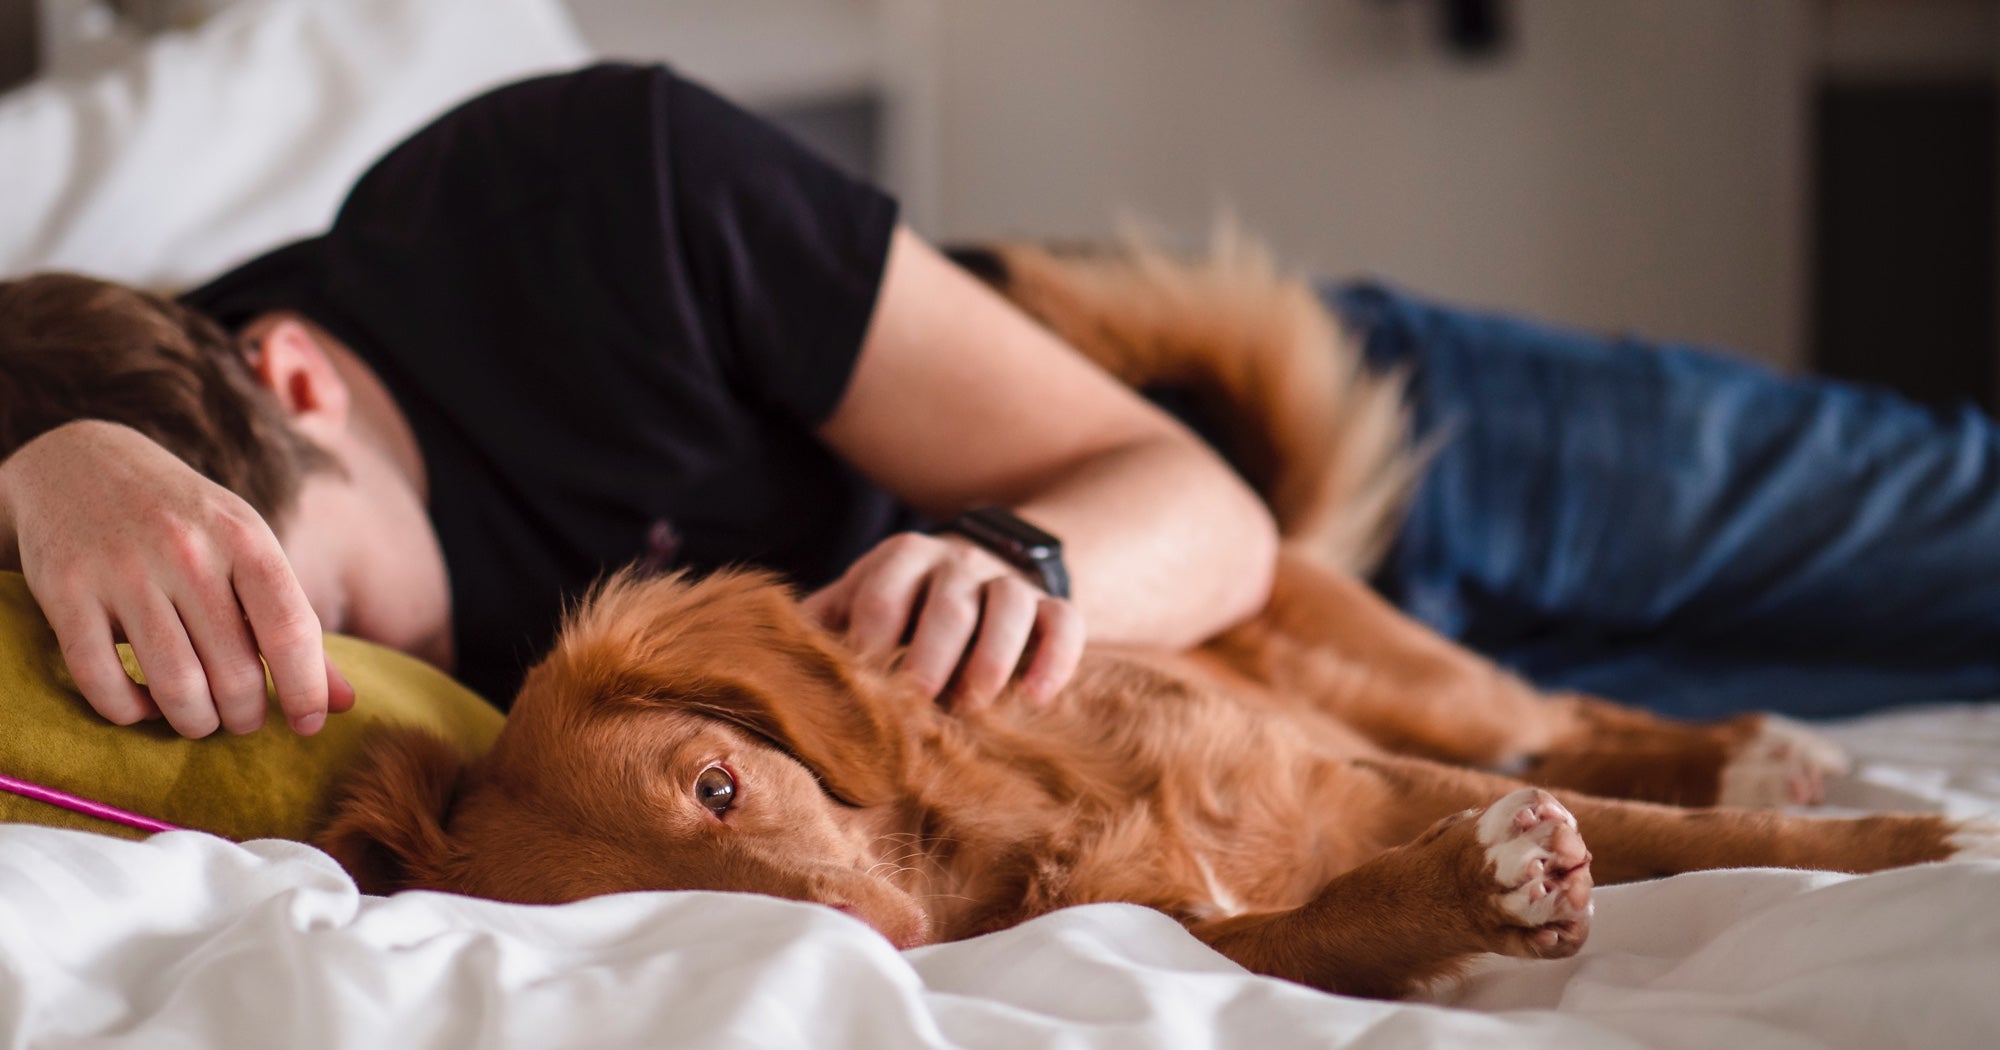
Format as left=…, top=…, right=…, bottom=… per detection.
left=0, top=571, right=503, bottom=842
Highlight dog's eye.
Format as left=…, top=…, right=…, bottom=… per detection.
left=694, top=765, right=736, bottom=814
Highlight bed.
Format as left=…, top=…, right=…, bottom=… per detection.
left=0, top=704, right=1993, bottom=1048
left=3, top=2, right=1997, bottom=1047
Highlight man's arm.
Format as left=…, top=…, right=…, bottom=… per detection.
left=808, top=227, right=1279, bottom=707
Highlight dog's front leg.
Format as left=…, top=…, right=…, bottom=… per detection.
left=1189, top=787, right=1593, bottom=1000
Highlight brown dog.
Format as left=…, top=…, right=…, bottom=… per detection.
left=318, top=242, right=1999, bottom=1000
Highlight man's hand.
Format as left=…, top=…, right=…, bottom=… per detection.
left=0, top=421, right=353, bottom=738
left=802, top=531, right=1084, bottom=711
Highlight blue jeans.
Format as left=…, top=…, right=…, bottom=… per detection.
left=1330, top=282, right=2000, bottom=719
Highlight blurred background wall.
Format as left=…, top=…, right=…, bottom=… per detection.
left=566, top=0, right=1818, bottom=369
left=931, top=1, right=1808, bottom=373
left=10, top=0, right=1999, bottom=399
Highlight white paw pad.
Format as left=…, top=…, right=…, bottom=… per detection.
left=1718, top=715, right=1852, bottom=809
left=1477, top=788, right=1593, bottom=950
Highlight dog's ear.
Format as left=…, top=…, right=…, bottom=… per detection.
left=543, top=569, right=917, bottom=808
left=315, top=726, right=469, bottom=895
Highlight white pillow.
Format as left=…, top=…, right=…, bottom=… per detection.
left=0, top=0, right=593, bottom=288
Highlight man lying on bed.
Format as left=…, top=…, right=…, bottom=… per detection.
left=0, top=63, right=1994, bottom=742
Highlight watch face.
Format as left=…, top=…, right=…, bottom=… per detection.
left=961, top=507, right=1062, bottom=555
left=949, top=508, right=1069, bottom=599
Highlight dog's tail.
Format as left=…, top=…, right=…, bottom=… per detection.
left=949, top=233, right=1420, bottom=576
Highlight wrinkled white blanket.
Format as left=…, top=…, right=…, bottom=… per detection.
left=4, top=705, right=1997, bottom=1049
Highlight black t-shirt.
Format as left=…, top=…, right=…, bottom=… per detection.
left=182, top=64, right=907, bottom=706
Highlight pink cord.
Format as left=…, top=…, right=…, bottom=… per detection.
left=0, top=772, right=185, bottom=834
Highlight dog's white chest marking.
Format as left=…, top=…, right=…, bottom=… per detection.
left=1192, top=852, right=1244, bottom=919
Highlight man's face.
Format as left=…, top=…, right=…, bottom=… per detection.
left=275, top=437, right=453, bottom=670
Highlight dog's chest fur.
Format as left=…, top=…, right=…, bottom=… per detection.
left=888, top=652, right=1389, bottom=937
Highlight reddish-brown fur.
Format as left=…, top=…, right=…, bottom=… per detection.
left=317, top=243, right=1982, bottom=1000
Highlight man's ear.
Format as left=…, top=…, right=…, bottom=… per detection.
left=315, top=726, right=468, bottom=895
left=241, top=313, right=351, bottom=430
left=546, top=569, right=919, bottom=808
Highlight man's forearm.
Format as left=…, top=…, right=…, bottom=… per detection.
left=1016, top=432, right=1277, bottom=649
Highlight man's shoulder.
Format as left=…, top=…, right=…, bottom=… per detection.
left=444, top=62, right=673, bottom=126
left=324, top=62, right=684, bottom=241
left=375, top=61, right=671, bottom=170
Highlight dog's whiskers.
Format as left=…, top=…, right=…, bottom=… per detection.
left=866, top=833, right=957, bottom=875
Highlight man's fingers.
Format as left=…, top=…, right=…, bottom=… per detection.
left=1020, top=597, right=1086, bottom=704
left=325, top=654, right=356, bottom=716
left=798, top=581, right=846, bottom=630
left=844, top=537, right=936, bottom=658
left=47, top=604, right=155, bottom=726
left=951, top=578, right=1038, bottom=711
left=232, top=547, right=329, bottom=734
left=117, top=591, right=219, bottom=738
left=174, top=579, right=271, bottom=736
left=818, top=533, right=1082, bottom=710
left=901, top=569, right=982, bottom=699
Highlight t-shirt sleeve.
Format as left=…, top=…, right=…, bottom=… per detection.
left=655, top=70, right=899, bottom=426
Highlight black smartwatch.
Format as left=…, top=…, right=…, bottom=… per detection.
left=940, top=507, right=1071, bottom=600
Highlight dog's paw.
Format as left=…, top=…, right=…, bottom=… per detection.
left=1718, top=715, right=1851, bottom=808
left=1475, top=787, right=1593, bottom=958
left=1948, top=820, right=2000, bottom=861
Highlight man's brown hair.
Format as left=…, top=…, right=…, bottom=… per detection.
left=0, top=273, right=332, bottom=519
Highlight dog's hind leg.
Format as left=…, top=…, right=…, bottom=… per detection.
left=1209, top=551, right=1848, bottom=808
left=1346, top=756, right=1982, bottom=885
left=1204, top=552, right=1573, bottom=766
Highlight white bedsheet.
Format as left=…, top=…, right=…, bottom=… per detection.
left=3, top=704, right=1997, bottom=1050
